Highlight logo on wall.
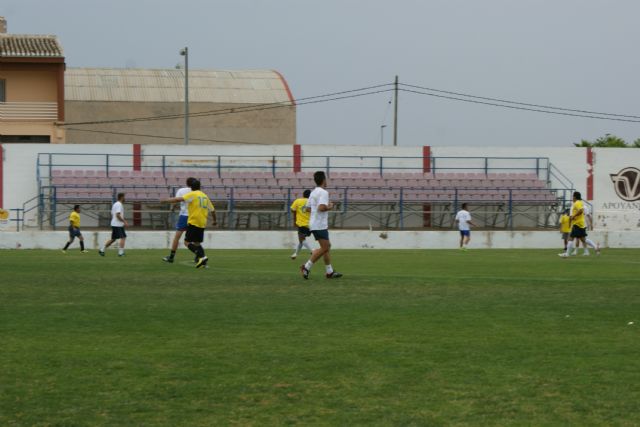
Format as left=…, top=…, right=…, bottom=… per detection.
left=610, top=167, right=640, bottom=201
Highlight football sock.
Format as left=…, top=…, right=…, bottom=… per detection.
left=169, top=250, right=176, bottom=259
left=63, top=241, right=71, bottom=250
left=80, top=241, right=85, bottom=251
left=196, top=246, right=205, bottom=258
left=566, top=241, right=575, bottom=255
left=302, top=240, right=313, bottom=251
left=118, top=249, right=124, bottom=255
left=294, top=242, right=303, bottom=255
left=187, top=243, right=197, bottom=254
left=304, top=260, right=314, bottom=270
left=100, top=246, right=105, bottom=252
left=585, top=238, right=597, bottom=249
left=325, top=264, right=334, bottom=274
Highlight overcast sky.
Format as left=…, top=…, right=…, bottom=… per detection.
left=4, top=0, right=640, bottom=147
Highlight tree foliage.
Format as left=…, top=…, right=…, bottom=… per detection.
left=575, top=134, right=639, bottom=147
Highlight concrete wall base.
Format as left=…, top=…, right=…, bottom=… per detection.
left=1, top=230, right=638, bottom=250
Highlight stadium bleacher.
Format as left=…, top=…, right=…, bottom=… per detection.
left=48, top=169, right=556, bottom=204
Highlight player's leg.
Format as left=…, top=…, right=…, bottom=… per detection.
left=118, top=237, right=126, bottom=256
left=78, top=233, right=86, bottom=252
left=464, top=232, right=471, bottom=248
left=100, top=236, right=115, bottom=256
left=459, top=232, right=464, bottom=248
left=164, top=230, right=184, bottom=263
left=63, top=232, right=74, bottom=252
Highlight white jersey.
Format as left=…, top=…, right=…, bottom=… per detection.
left=111, top=201, right=125, bottom=227
left=455, top=209, right=472, bottom=231
left=176, top=187, right=192, bottom=216
left=307, top=186, right=330, bottom=231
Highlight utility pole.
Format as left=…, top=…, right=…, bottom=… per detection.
left=393, top=75, right=399, bottom=146
left=180, top=47, right=189, bottom=145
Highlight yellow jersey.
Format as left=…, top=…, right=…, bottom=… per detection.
left=182, top=190, right=214, bottom=228
left=69, top=211, right=81, bottom=228
left=571, top=200, right=586, bottom=228
left=290, top=197, right=310, bottom=227
left=559, top=214, right=571, bottom=233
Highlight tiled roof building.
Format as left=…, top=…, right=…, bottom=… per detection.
left=0, top=34, right=64, bottom=58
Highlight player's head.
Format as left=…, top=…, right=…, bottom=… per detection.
left=303, top=189, right=311, bottom=198
left=117, top=193, right=125, bottom=202
left=573, top=191, right=582, bottom=201
left=461, top=202, right=468, bottom=210
left=186, top=177, right=196, bottom=187
left=563, top=208, right=570, bottom=215
left=313, top=171, right=326, bottom=187
left=190, top=179, right=201, bottom=191
left=73, top=204, right=81, bottom=212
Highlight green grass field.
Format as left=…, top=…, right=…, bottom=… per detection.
left=1, top=248, right=639, bottom=426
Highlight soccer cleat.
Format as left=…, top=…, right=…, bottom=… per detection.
left=596, top=242, right=601, bottom=255
left=99, top=250, right=105, bottom=257
left=326, top=271, right=343, bottom=279
left=195, top=256, right=208, bottom=268
left=558, top=253, right=568, bottom=258
left=81, top=250, right=89, bottom=253
left=61, top=250, right=67, bottom=254
left=193, top=255, right=199, bottom=263
left=118, top=253, right=126, bottom=257
left=300, top=265, right=310, bottom=280
left=582, top=252, right=590, bottom=256
left=162, top=256, right=174, bottom=263
left=290, top=252, right=297, bottom=260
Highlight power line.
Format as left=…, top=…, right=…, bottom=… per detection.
left=60, top=83, right=394, bottom=127
left=66, top=127, right=271, bottom=145
left=400, top=88, right=640, bottom=124
left=400, top=82, right=640, bottom=120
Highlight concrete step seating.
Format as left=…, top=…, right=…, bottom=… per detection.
left=49, top=170, right=555, bottom=203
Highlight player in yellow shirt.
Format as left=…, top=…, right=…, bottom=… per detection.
left=559, top=208, right=571, bottom=251
left=289, top=189, right=314, bottom=259
left=163, top=180, right=216, bottom=268
left=559, top=191, right=599, bottom=257
left=62, top=205, right=88, bottom=253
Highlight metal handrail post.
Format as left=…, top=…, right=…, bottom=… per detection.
left=399, top=188, right=404, bottom=230
left=106, top=154, right=110, bottom=177
left=508, top=189, right=513, bottom=230
left=379, top=157, right=383, bottom=176
left=217, top=156, right=221, bottom=178
left=272, top=156, right=276, bottom=177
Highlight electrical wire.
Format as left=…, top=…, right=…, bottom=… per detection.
left=60, top=83, right=394, bottom=127
left=399, top=88, right=640, bottom=123
left=66, top=127, right=274, bottom=145
left=400, top=83, right=640, bottom=120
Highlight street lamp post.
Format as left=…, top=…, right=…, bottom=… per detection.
left=380, top=125, right=387, bottom=146
left=179, top=47, right=189, bottom=145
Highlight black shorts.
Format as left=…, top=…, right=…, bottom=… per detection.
left=297, top=226, right=311, bottom=237
left=185, top=224, right=205, bottom=243
left=570, top=225, right=587, bottom=238
left=311, top=229, right=329, bottom=241
left=69, top=226, right=82, bottom=238
left=111, top=226, right=127, bottom=239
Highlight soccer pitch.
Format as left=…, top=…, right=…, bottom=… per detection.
left=1, top=248, right=639, bottom=425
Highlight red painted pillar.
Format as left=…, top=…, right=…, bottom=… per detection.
left=133, top=144, right=142, bottom=226
left=293, top=144, right=301, bottom=173
left=586, top=147, right=594, bottom=201
left=422, top=145, right=431, bottom=227
left=0, top=144, right=4, bottom=209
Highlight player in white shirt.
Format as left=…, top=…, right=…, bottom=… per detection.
left=99, top=193, right=128, bottom=257
left=163, top=177, right=197, bottom=263
left=455, top=203, right=475, bottom=250
left=300, top=171, right=343, bottom=279
left=571, top=202, right=601, bottom=256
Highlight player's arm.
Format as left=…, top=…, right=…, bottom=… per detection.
left=163, top=196, right=185, bottom=204
left=116, top=212, right=128, bottom=227
left=570, top=208, right=583, bottom=220
left=317, top=194, right=333, bottom=212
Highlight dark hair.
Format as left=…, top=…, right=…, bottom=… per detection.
left=461, top=203, right=468, bottom=210
left=303, top=189, right=311, bottom=198
left=563, top=208, right=570, bottom=215
left=73, top=204, right=80, bottom=211
left=186, top=177, right=196, bottom=187
left=313, top=171, right=326, bottom=186
left=573, top=191, right=582, bottom=200
left=190, top=180, right=201, bottom=191
left=117, top=193, right=125, bottom=201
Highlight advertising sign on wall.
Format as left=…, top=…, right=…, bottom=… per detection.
left=593, top=149, right=640, bottom=230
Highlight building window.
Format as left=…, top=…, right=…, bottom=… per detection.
left=0, top=135, right=51, bottom=143
left=0, top=79, right=5, bottom=102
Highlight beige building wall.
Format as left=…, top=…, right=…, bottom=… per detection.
left=0, top=69, right=58, bottom=102
left=65, top=101, right=296, bottom=145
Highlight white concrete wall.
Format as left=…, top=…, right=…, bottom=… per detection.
left=4, top=143, right=640, bottom=234
left=0, top=229, right=635, bottom=250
